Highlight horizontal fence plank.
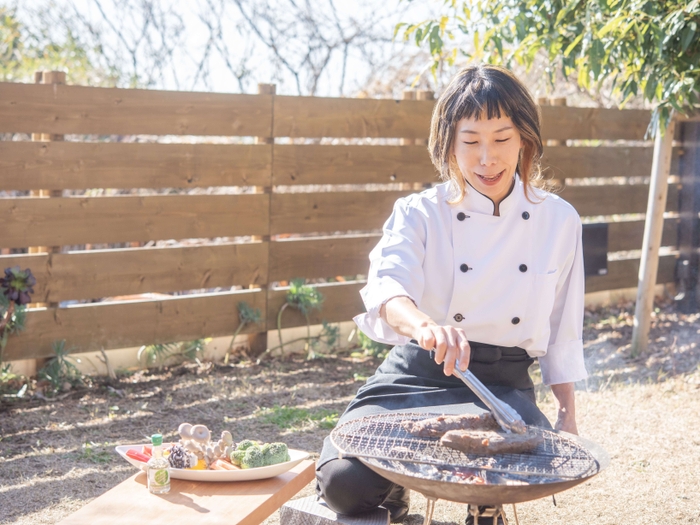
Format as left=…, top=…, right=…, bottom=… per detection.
left=542, top=146, right=653, bottom=180
left=275, top=144, right=675, bottom=186
left=269, top=235, right=379, bottom=281
left=585, top=255, right=676, bottom=293
left=0, top=243, right=267, bottom=303
left=0, top=142, right=272, bottom=190
left=270, top=190, right=410, bottom=235
left=0, top=82, right=272, bottom=136
left=540, top=106, right=651, bottom=141
left=544, top=146, right=681, bottom=179
left=608, top=219, right=678, bottom=252
left=274, top=96, right=434, bottom=139
left=267, top=281, right=365, bottom=330
left=274, top=95, right=650, bottom=140
left=3, top=290, right=267, bottom=360
left=561, top=184, right=679, bottom=217
left=0, top=82, right=651, bottom=141
left=273, top=145, right=436, bottom=185
left=1, top=194, right=269, bottom=249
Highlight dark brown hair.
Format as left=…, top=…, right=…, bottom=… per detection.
left=428, top=64, right=544, bottom=203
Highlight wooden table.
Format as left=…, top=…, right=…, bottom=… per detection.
left=57, top=460, right=316, bottom=525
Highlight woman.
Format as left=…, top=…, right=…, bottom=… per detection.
left=316, top=64, right=587, bottom=524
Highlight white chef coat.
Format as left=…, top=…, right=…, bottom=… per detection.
left=353, top=175, right=587, bottom=386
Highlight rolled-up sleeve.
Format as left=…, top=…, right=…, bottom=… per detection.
left=538, top=216, right=587, bottom=385
left=353, top=197, right=427, bottom=345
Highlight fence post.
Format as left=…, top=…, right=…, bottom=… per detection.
left=28, top=70, right=65, bottom=372
left=247, top=83, right=275, bottom=356
left=546, top=97, right=567, bottom=191
left=674, top=120, right=700, bottom=311
left=400, top=90, right=417, bottom=191
left=415, top=89, right=435, bottom=190
left=28, top=71, right=65, bottom=288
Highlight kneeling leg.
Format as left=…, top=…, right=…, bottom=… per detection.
left=316, top=457, right=394, bottom=515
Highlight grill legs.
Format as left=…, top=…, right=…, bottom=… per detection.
left=467, top=504, right=510, bottom=525
left=422, top=497, right=437, bottom=525
left=420, top=498, right=519, bottom=525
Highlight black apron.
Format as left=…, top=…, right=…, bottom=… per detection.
left=317, top=341, right=552, bottom=469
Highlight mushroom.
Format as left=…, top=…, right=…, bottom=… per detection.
left=190, top=424, right=211, bottom=444
left=178, top=423, right=193, bottom=440
left=220, top=431, right=233, bottom=447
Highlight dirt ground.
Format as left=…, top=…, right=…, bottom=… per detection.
left=1, top=300, right=699, bottom=525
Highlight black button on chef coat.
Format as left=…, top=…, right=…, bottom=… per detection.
left=457, top=212, right=467, bottom=221
left=454, top=313, right=464, bottom=322
left=522, top=211, right=530, bottom=220
left=519, top=264, right=527, bottom=272
left=460, top=264, right=469, bottom=273
left=511, top=317, right=520, bottom=325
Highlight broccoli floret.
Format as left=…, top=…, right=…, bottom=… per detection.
left=236, top=439, right=257, bottom=451
left=261, top=442, right=290, bottom=466
left=229, top=449, right=247, bottom=466
left=240, top=446, right=266, bottom=469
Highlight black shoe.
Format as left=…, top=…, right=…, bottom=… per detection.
left=382, top=484, right=410, bottom=523
left=465, top=505, right=505, bottom=525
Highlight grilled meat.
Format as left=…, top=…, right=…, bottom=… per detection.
left=402, top=413, right=501, bottom=438
left=440, top=429, right=543, bottom=455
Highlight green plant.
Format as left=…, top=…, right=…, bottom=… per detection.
left=276, top=279, right=324, bottom=355
left=137, top=338, right=210, bottom=369
left=38, top=340, right=84, bottom=395
left=256, top=405, right=340, bottom=430
left=398, top=0, right=700, bottom=134
left=137, top=342, right=177, bottom=368
left=0, top=363, right=27, bottom=398
left=0, top=266, right=34, bottom=365
left=179, top=339, right=208, bottom=362
left=77, top=441, right=112, bottom=463
left=225, top=301, right=262, bottom=363
left=308, top=321, right=340, bottom=359
left=355, top=330, right=392, bottom=359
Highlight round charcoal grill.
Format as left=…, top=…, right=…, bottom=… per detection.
left=330, top=412, right=609, bottom=524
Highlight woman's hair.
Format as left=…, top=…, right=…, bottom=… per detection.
left=428, top=64, right=544, bottom=203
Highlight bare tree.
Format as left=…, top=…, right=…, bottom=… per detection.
left=16, top=0, right=428, bottom=96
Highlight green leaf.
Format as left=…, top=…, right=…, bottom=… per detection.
left=564, top=33, right=584, bottom=57
left=681, top=26, right=696, bottom=53
left=597, top=16, right=623, bottom=38
left=644, top=77, right=658, bottom=102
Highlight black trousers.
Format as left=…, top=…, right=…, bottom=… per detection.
left=315, top=341, right=551, bottom=515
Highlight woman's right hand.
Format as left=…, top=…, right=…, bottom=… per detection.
left=381, top=296, right=471, bottom=377
left=415, top=324, right=471, bottom=377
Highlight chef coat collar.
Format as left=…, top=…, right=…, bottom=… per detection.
left=458, top=174, right=522, bottom=216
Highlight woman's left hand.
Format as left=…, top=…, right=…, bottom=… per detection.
left=550, top=382, right=578, bottom=435
left=554, top=408, right=578, bottom=435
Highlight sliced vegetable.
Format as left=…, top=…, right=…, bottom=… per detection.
left=211, top=459, right=239, bottom=471
left=126, top=449, right=151, bottom=463
left=141, top=445, right=153, bottom=457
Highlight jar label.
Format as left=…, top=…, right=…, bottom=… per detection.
left=151, top=469, right=169, bottom=486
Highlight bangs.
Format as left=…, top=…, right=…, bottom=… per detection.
left=450, top=76, right=514, bottom=124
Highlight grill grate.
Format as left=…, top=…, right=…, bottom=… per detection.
left=330, top=412, right=601, bottom=485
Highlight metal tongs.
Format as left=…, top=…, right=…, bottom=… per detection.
left=453, top=364, right=527, bottom=434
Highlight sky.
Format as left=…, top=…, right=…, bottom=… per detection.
left=14, top=0, right=443, bottom=96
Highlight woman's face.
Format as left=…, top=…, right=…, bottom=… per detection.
left=452, top=114, right=522, bottom=205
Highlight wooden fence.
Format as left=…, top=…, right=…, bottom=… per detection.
left=0, top=78, right=682, bottom=360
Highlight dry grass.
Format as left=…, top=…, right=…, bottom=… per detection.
left=1, top=301, right=699, bottom=525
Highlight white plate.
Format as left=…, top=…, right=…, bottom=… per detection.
left=115, top=444, right=310, bottom=482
